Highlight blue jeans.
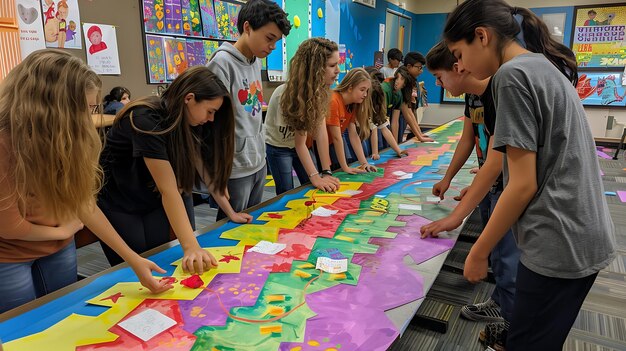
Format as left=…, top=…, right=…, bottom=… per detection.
left=0, top=241, right=77, bottom=313
left=266, top=144, right=309, bottom=195
left=483, top=189, right=521, bottom=322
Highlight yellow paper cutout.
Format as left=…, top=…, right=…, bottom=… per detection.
left=220, top=224, right=280, bottom=246
left=304, top=182, right=363, bottom=198
left=87, top=281, right=203, bottom=308
left=170, top=246, right=244, bottom=282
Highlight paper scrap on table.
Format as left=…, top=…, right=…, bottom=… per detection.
left=426, top=196, right=442, bottom=203
left=117, top=308, right=177, bottom=342
left=423, top=141, right=439, bottom=144
left=399, top=204, right=422, bottom=211
left=337, top=189, right=363, bottom=196
left=392, top=171, right=408, bottom=176
left=617, top=191, right=626, bottom=203
left=311, top=206, right=338, bottom=217
left=398, top=173, right=413, bottom=180
left=596, top=150, right=612, bottom=159
left=248, top=240, right=287, bottom=255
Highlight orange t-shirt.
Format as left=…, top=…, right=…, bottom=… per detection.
left=0, top=134, right=73, bottom=262
left=326, top=92, right=354, bottom=144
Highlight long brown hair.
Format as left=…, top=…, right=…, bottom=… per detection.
left=443, top=0, right=577, bottom=85
left=334, top=68, right=372, bottom=140
left=391, top=66, right=415, bottom=108
left=116, top=66, right=234, bottom=194
left=0, top=49, right=102, bottom=221
left=281, top=37, right=338, bottom=135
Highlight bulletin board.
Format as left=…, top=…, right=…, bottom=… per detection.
left=140, top=0, right=247, bottom=84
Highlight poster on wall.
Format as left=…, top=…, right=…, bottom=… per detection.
left=143, top=0, right=165, bottom=34
left=181, top=0, right=203, bottom=36
left=576, top=71, right=626, bottom=106
left=214, top=0, right=230, bottom=39
left=82, top=23, right=121, bottom=75
left=146, top=35, right=167, bottom=83
left=164, top=37, right=188, bottom=81
left=338, top=44, right=346, bottom=72
left=41, top=0, right=82, bottom=49
left=571, top=3, right=626, bottom=68
left=227, top=1, right=241, bottom=40
left=199, top=0, right=219, bottom=38
left=186, top=39, right=206, bottom=67
left=441, top=89, right=465, bottom=104
left=16, top=0, right=46, bottom=59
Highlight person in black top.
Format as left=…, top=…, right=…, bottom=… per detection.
left=98, top=66, right=251, bottom=273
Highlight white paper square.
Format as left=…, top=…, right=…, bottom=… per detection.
left=311, top=206, right=338, bottom=217
left=118, top=308, right=177, bottom=342
left=398, top=173, right=413, bottom=180
left=247, top=240, right=286, bottom=255
left=392, top=171, right=408, bottom=176
left=399, top=204, right=422, bottom=211
left=426, top=196, right=442, bottom=203
left=338, top=190, right=363, bottom=196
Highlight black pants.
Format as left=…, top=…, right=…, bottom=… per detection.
left=99, top=194, right=195, bottom=266
left=506, top=262, right=597, bottom=350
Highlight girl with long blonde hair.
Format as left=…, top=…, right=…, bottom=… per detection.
left=264, top=37, right=341, bottom=193
left=0, top=50, right=171, bottom=313
left=327, top=68, right=377, bottom=174
left=98, top=66, right=248, bottom=272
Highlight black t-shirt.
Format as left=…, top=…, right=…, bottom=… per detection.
left=98, top=106, right=171, bottom=213
left=464, top=78, right=503, bottom=190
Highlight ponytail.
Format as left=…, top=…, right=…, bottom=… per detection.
left=444, top=0, right=578, bottom=86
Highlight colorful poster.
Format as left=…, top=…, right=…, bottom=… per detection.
left=146, top=35, right=166, bottom=83
left=338, top=43, right=346, bottom=72
left=441, top=89, right=465, bottom=104
left=203, top=39, right=220, bottom=61
left=576, top=71, right=626, bottom=106
left=82, top=23, right=121, bottom=75
left=214, top=0, right=230, bottom=39
left=143, top=0, right=165, bottom=34
left=227, top=1, right=241, bottom=40
left=164, top=0, right=183, bottom=34
left=186, top=39, right=206, bottom=67
left=164, top=37, right=188, bottom=81
left=199, top=0, right=219, bottom=38
left=572, top=4, right=626, bottom=68
left=181, top=0, right=203, bottom=36
left=41, top=0, right=82, bottom=49
left=16, top=0, right=46, bottom=59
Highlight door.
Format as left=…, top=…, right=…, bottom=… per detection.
left=384, top=9, right=411, bottom=64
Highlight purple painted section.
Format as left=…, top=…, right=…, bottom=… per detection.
left=179, top=251, right=274, bottom=333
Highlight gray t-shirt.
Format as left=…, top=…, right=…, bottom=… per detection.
left=493, top=53, right=615, bottom=279
left=264, top=84, right=295, bottom=148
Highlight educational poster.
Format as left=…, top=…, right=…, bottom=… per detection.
left=181, top=0, right=203, bottom=36
left=143, top=0, right=165, bottom=34
left=284, top=0, right=310, bottom=70
left=164, top=37, right=188, bottom=81
left=41, top=0, right=82, bottom=49
left=82, top=23, right=121, bottom=75
left=15, top=0, right=46, bottom=59
left=441, top=89, right=465, bottom=104
left=227, top=1, right=241, bottom=40
left=572, top=4, right=626, bottom=68
left=164, top=0, right=183, bottom=34
left=146, top=35, right=167, bottom=83
left=338, top=43, right=346, bottom=72
left=186, top=39, right=206, bottom=67
left=576, top=71, right=626, bottom=106
left=214, top=0, right=230, bottom=39
left=198, top=0, right=219, bottom=38
left=203, top=39, right=220, bottom=61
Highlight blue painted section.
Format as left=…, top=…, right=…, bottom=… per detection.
left=530, top=6, right=574, bottom=48
left=267, top=0, right=284, bottom=70
left=411, top=13, right=447, bottom=104
left=312, top=0, right=325, bottom=38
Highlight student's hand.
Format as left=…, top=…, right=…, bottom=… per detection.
left=182, top=246, right=218, bottom=274
left=432, top=179, right=451, bottom=200
left=229, top=212, right=253, bottom=224
left=396, top=150, right=409, bottom=158
left=420, top=215, right=463, bottom=238
left=55, top=219, right=85, bottom=239
left=470, top=167, right=480, bottom=174
left=359, top=163, right=377, bottom=173
left=464, top=249, right=489, bottom=284
left=128, top=256, right=174, bottom=294
left=454, top=187, right=469, bottom=201
left=371, top=153, right=380, bottom=160
left=311, top=175, right=340, bottom=193
left=342, top=166, right=365, bottom=174
left=417, top=135, right=435, bottom=142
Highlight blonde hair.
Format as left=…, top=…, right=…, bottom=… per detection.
left=0, top=49, right=102, bottom=221
left=334, top=68, right=372, bottom=140
left=281, top=37, right=338, bottom=135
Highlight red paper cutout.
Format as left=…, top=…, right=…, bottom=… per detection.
left=219, top=254, right=241, bottom=263
left=180, top=275, right=204, bottom=289
left=100, top=292, right=124, bottom=303
left=267, top=213, right=283, bottom=219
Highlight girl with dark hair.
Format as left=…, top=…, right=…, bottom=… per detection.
left=98, top=66, right=246, bottom=274
left=103, top=86, right=131, bottom=115
left=441, top=1, right=615, bottom=349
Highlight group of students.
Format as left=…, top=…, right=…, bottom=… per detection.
left=0, top=0, right=617, bottom=350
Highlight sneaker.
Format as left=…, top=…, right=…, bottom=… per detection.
left=479, top=320, right=509, bottom=350
left=461, top=298, right=504, bottom=322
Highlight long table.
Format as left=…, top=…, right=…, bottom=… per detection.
left=0, top=119, right=474, bottom=351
